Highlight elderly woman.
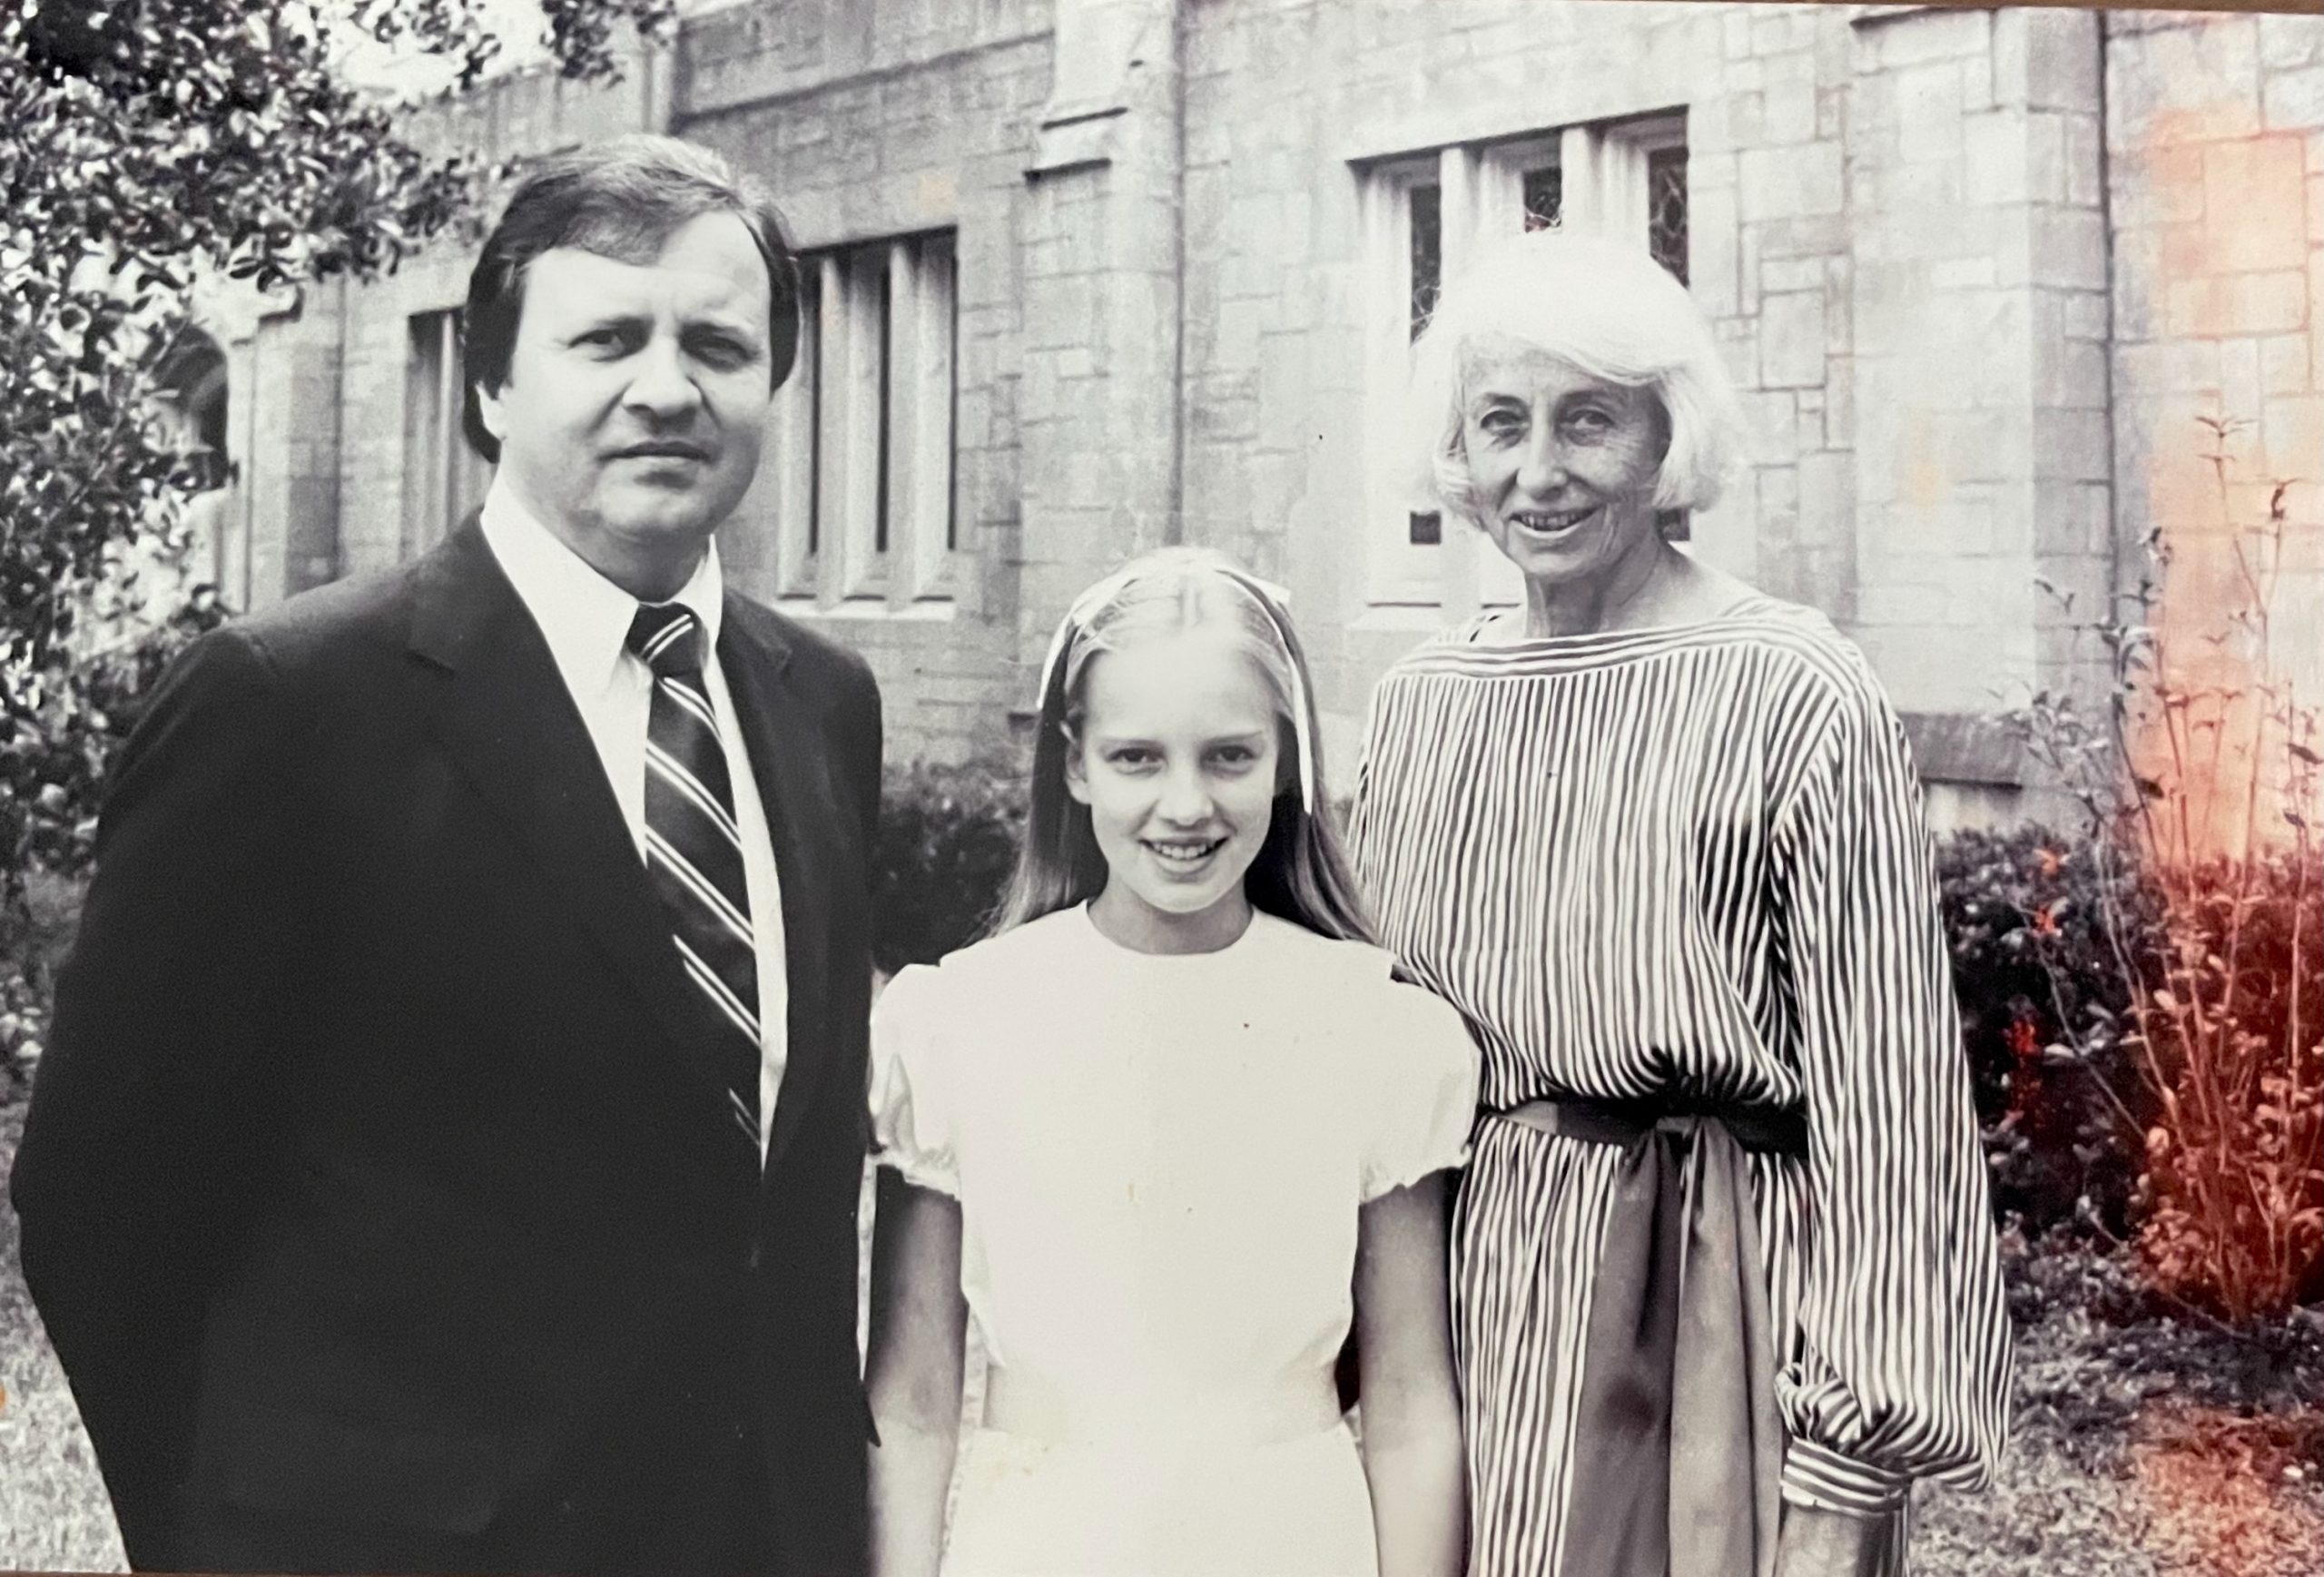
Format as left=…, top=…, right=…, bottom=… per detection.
left=1344, top=229, right=2011, bottom=1577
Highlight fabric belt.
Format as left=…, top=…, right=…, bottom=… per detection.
left=980, top=1362, right=1344, bottom=1448
left=1490, top=1094, right=1807, bottom=1577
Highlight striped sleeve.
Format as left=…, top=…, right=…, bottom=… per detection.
left=1768, top=657, right=2014, bottom=1513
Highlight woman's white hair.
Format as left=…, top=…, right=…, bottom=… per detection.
left=1403, top=228, right=1749, bottom=519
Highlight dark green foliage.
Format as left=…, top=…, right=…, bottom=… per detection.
left=1936, top=824, right=2164, bottom=1241
left=871, top=759, right=1027, bottom=974
left=2, top=0, right=671, bottom=933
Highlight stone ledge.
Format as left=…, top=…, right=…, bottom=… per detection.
left=1848, top=4, right=1963, bottom=26
left=1902, top=708, right=2025, bottom=786
left=1026, top=103, right=1126, bottom=178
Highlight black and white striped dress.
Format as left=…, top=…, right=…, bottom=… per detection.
left=1346, top=597, right=2012, bottom=1576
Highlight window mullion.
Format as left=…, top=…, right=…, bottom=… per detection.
left=911, top=236, right=956, bottom=601
left=1436, top=144, right=1485, bottom=626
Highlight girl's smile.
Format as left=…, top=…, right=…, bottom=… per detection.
left=1143, top=835, right=1229, bottom=876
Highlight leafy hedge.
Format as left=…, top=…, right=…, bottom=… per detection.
left=1937, top=825, right=2159, bottom=1241
left=870, top=758, right=1026, bottom=976
left=4, top=577, right=225, bottom=1098
left=4, top=582, right=227, bottom=909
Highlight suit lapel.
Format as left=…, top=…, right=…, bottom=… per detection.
left=407, top=523, right=734, bottom=1127
left=716, top=596, right=840, bottom=1183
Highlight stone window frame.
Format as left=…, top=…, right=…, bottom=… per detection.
left=1357, top=113, right=1689, bottom=616
left=404, top=306, right=489, bottom=559
left=770, top=227, right=960, bottom=615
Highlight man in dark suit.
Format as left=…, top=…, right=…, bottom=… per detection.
left=11, top=134, right=881, bottom=1576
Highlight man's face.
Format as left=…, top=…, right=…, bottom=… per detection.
left=478, top=210, right=774, bottom=598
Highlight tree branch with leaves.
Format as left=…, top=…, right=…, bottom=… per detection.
left=1, top=0, right=668, bottom=1074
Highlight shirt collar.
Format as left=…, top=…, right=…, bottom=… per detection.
left=478, top=474, right=726, bottom=699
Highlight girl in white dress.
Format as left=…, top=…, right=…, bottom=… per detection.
left=864, top=548, right=1478, bottom=1577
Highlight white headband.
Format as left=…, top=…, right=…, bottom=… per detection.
left=1033, top=564, right=1318, bottom=813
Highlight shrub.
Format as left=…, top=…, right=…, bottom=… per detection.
left=5, top=572, right=228, bottom=907
left=2008, top=415, right=2324, bottom=1320
left=4, top=0, right=676, bottom=983
left=2129, top=848, right=2324, bottom=1313
left=1, top=869, right=85, bottom=1101
left=871, top=758, right=1027, bottom=974
left=1938, top=824, right=2159, bottom=1240
left=5, top=546, right=229, bottom=1103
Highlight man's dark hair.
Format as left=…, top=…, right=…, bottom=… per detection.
left=459, top=134, right=802, bottom=463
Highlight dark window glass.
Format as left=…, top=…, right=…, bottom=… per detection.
left=802, top=269, right=822, bottom=557
left=1648, top=144, right=1689, bottom=284
left=938, top=236, right=958, bottom=554
left=1408, top=181, right=1442, bottom=341
left=1409, top=181, right=1443, bottom=547
left=874, top=252, right=892, bottom=557
left=1522, top=165, right=1563, bottom=232
left=1650, top=145, right=1690, bottom=538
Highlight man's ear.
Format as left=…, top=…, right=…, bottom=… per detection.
left=476, top=381, right=509, bottom=444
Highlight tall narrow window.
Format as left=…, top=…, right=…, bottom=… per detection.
left=942, top=239, right=960, bottom=555
left=803, top=267, right=822, bottom=562
left=404, top=309, right=487, bottom=557
left=772, top=230, right=960, bottom=608
left=874, top=262, right=893, bottom=557
left=1648, top=145, right=1689, bottom=284
left=1407, top=182, right=1443, bottom=548
left=1407, top=182, right=1443, bottom=339
left=1642, top=139, right=1692, bottom=539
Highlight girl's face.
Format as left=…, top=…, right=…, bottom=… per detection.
left=1067, top=626, right=1283, bottom=954
left=1458, top=335, right=1669, bottom=589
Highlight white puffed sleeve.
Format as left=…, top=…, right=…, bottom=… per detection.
left=1358, top=977, right=1482, bottom=1202
left=868, top=964, right=960, bottom=1197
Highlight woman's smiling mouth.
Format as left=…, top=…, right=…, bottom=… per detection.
left=1509, top=506, right=1599, bottom=537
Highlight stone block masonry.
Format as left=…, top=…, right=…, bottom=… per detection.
left=202, top=1, right=2324, bottom=817
left=2108, top=8, right=2324, bottom=839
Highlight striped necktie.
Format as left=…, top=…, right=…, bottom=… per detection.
left=626, top=602, right=762, bottom=1154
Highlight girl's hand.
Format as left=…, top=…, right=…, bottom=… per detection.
left=864, top=1169, right=969, bottom=1577
left=1354, top=1172, right=1466, bottom=1577
left=1774, top=1503, right=1892, bottom=1577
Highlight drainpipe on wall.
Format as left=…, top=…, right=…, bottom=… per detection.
left=2093, top=6, right=2123, bottom=655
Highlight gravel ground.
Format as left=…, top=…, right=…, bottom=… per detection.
left=0, top=1095, right=129, bottom=1572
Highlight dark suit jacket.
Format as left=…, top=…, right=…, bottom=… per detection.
left=11, top=520, right=881, bottom=1574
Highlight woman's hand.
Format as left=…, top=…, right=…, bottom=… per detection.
left=1774, top=1503, right=1893, bottom=1577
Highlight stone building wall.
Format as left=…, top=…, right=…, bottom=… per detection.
left=205, top=2, right=2324, bottom=830
left=2106, top=9, right=2324, bottom=853
left=677, top=0, right=1058, bottom=764
left=1174, top=0, right=2118, bottom=822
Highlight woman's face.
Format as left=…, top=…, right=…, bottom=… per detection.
left=1456, top=336, right=1669, bottom=589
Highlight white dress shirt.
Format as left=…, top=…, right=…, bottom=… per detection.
left=480, top=478, right=789, bottom=1159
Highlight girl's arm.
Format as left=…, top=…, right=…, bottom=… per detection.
left=1354, top=1171, right=1467, bottom=1577
left=864, top=1168, right=970, bottom=1577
